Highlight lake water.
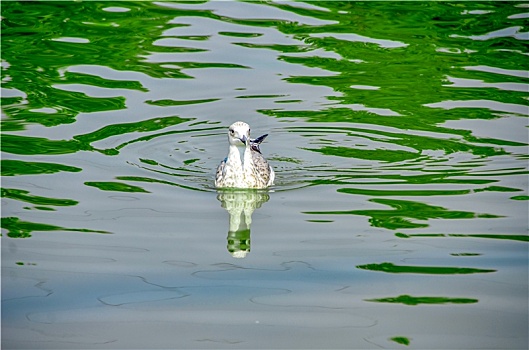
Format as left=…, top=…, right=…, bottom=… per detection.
left=1, top=1, right=528, bottom=349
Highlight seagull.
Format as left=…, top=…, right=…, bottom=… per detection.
left=215, top=121, right=275, bottom=189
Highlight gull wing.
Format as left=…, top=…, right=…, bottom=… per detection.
left=215, top=157, right=228, bottom=187
left=250, top=134, right=268, bottom=154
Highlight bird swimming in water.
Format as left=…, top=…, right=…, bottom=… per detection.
left=215, top=121, right=275, bottom=189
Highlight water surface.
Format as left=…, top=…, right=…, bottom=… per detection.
left=2, top=1, right=528, bottom=349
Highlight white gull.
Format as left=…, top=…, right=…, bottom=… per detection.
left=215, top=121, right=275, bottom=189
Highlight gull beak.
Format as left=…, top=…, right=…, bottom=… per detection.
left=239, top=135, right=248, bottom=144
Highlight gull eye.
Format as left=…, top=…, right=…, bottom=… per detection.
left=229, top=129, right=234, bottom=135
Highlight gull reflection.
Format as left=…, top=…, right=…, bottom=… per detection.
left=216, top=190, right=270, bottom=258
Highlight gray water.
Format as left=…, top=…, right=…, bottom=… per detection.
left=1, top=1, right=528, bottom=349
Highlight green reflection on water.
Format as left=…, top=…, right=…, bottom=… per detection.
left=391, top=337, right=411, bottom=346
left=2, top=90, right=125, bottom=128
left=338, top=187, right=471, bottom=197
left=145, top=98, right=220, bottom=107
left=62, top=71, right=148, bottom=92
left=0, top=1, right=184, bottom=128
left=310, top=170, right=500, bottom=187
left=305, top=145, right=418, bottom=162
left=73, top=115, right=193, bottom=153
left=396, top=232, right=529, bottom=242
left=116, top=176, right=208, bottom=192
left=336, top=185, right=523, bottom=197
left=2, top=113, right=214, bottom=155
left=270, top=1, right=528, bottom=116
left=31, top=206, right=56, bottom=211
left=357, top=262, right=496, bottom=274
left=219, top=31, right=263, bottom=38
left=0, top=1, right=526, bottom=348
left=84, top=181, right=150, bottom=193
left=1, top=217, right=110, bottom=238
left=1, top=134, right=85, bottom=155
left=450, top=253, right=482, bottom=256
left=1, top=160, right=82, bottom=176
left=475, top=186, right=524, bottom=193
left=279, top=116, right=511, bottom=159
left=1, top=188, right=78, bottom=206
left=366, top=294, right=478, bottom=306
left=305, top=198, right=500, bottom=230
left=511, top=195, right=529, bottom=200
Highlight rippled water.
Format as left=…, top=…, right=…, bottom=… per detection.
left=2, top=1, right=528, bottom=349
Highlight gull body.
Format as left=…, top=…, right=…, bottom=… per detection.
left=215, top=121, right=274, bottom=189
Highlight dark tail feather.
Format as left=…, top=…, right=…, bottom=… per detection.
left=252, top=134, right=268, bottom=144
left=250, top=134, right=268, bottom=154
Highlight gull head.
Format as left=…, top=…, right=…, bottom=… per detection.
left=228, top=121, right=250, bottom=147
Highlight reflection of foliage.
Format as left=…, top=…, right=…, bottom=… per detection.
left=145, top=98, right=220, bottom=107
left=84, top=181, right=150, bottom=193
left=0, top=1, right=526, bottom=245
left=268, top=1, right=528, bottom=116
left=391, top=337, right=411, bottom=346
left=337, top=185, right=522, bottom=197
left=256, top=1, right=529, bottom=164
left=1, top=1, right=211, bottom=129
left=1, top=134, right=85, bottom=155
left=73, top=115, right=193, bottom=153
left=305, top=145, right=419, bottom=162
left=366, top=294, right=478, bottom=305
left=1, top=188, right=78, bottom=206
left=396, top=232, right=529, bottom=242
left=356, top=262, right=495, bottom=274
left=1, top=217, right=110, bottom=238
left=284, top=123, right=514, bottom=161
left=305, top=198, right=500, bottom=230
left=1, top=160, right=82, bottom=176
left=0, top=115, right=195, bottom=156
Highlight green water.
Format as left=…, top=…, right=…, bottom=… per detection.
left=1, top=1, right=528, bottom=349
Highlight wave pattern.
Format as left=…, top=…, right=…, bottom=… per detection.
left=1, top=1, right=528, bottom=349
